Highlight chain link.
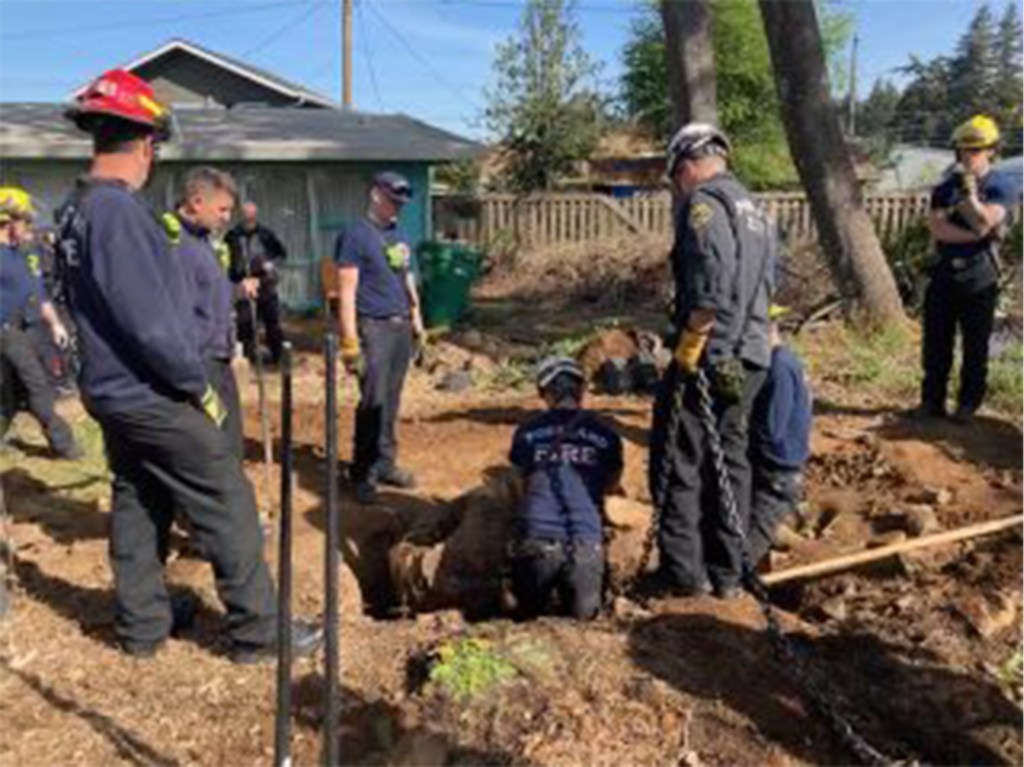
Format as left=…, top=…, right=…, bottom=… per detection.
left=629, top=364, right=892, bottom=765
left=692, top=369, right=892, bottom=767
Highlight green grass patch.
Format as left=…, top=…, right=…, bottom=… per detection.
left=428, top=637, right=519, bottom=701
left=986, top=342, right=1023, bottom=419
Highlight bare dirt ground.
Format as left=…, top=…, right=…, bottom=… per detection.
left=1, top=307, right=1021, bottom=766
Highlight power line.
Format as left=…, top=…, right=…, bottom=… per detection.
left=0, top=0, right=304, bottom=42
left=241, top=1, right=329, bottom=59
left=356, top=0, right=385, bottom=111
left=364, top=0, right=482, bottom=105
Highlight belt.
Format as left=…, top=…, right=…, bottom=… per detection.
left=948, top=257, right=972, bottom=271
left=360, top=314, right=409, bottom=325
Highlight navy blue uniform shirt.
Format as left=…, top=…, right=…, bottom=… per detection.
left=55, top=178, right=207, bottom=416
left=510, top=409, right=624, bottom=543
left=930, top=168, right=1016, bottom=288
left=176, top=215, right=235, bottom=361
left=671, top=172, right=775, bottom=369
left=334, top=216, right=411, bottom=319
left=751, top=346, right=812, bottom=471
left=0, top=244, right=44, bottom=325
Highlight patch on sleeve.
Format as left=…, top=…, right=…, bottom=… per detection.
left=688, top=201, right=714, bottom=230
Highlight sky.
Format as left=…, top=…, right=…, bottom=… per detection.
left=0, top=0, right=1013, bottom=140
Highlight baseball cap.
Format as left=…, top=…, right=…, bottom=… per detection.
left=373, top=172, right=413, bottom=205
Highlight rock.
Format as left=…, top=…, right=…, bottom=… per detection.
left=611, top=596, right=651, bottom=620
left=954, top=594, right=1018, bottom=638
left=577, top=329, right=639, bottom=379
left=773, top=522, right=805, bottom=552
left=387, top=731, right=449, bottom=767
left=913, top=486, right=954, bottom=507
left=867, top=530, right=907, bottom=548
left=388, top=469, right=522, bottom=615
left=340, top=560, right=364, bottom=619
left=902, top=504, right=941, bottom=537
left=436, top=370, right=473, bottom=393
left=818, top=596, right=848, bottom=622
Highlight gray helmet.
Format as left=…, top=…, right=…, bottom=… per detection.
left=666, top=122, right=732, bottom=177
left=535, top=356, right=584, bottom=391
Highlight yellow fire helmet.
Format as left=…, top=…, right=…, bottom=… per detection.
left=0, top=186, right=35, bottom=224
left=768, top=304, right=790, bottom=320
left=950, top=115, right=1000, bottom=150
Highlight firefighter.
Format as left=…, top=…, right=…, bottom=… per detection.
left=55, top=69, right=321, bottom=661
left=225, top=201, right=287, bottom=365
left=648, top=123, right=776, bottom=599
left=507, top=357, right=623, bottom=621
left=334, top=172, right=424, bottom=504
left=919, top=115, right=1016, bottom=423
left=0, top=186, right=80, bottom=458
left=747, top=307, right=812, bottom=565
left=163, top=167, right=245, bottom=457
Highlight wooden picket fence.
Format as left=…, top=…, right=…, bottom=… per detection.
left=432, top=191, right=933, bottom=250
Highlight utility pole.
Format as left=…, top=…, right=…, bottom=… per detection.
left=342, top=0, right=353, bottom=108
left=847, top=33, right=858, bottom=136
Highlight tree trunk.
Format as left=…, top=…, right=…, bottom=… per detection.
left=661, top=0, right=717, bottom=130
left=759, top=0, right=905, bottom=326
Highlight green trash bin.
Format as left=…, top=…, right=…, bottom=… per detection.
left=418, top=242, right=482, bottom=328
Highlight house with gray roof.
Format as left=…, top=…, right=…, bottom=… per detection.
left=0, top=39, right=482, bottom=309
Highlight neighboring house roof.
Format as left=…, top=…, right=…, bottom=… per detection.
left=0, top=103, right=483, bottom=162
left=67, top=38, right=336, bottom=109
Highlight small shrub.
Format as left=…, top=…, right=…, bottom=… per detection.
left=428, top=638, right=519, bottom=701
left=986, top=342, right=1023, bottom=418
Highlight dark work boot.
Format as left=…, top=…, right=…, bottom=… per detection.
left=229, top=619, right=324, bottom=665
left=377, top=466, right=417, bottom=490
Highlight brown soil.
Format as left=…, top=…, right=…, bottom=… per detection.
left=1, top=320, right=1021, bottom=766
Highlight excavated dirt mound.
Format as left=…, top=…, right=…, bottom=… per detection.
left=1, top=346, right=1020, bottom=766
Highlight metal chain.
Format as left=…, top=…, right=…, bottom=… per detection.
left=693, top=369, right=892, bottom=767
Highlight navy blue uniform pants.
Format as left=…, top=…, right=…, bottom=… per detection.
left=352, top=316, right=413, bottom=483
left=921, top=276, right=998, bottom=414
left=509, top=538, right=603, bottom=620
left=649, top=363, right=766, bottom=592
left=205, top=357, right=244, bottom=459
left=748, top=464, right=802, bottom=564
left=0, top=325, right=76, bottom=455
left=99, top=398, right=276, bottom=651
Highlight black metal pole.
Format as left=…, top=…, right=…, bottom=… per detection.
left=274, top=341, right=294, bottom=767
left=323, top=332, right=340, bottom=767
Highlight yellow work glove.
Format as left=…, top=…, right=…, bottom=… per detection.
left=340, top=336, right=365, bottom=376
left=200, top=384, right=227, bottom=427
left=674, top=328, right=709, bottom=375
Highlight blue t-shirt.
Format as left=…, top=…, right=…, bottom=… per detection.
left=751, top=346, right=812, bottom=471
left=930, top=168, right=1016, bottom=286
left=510, top=408, right=624, bottom=543
left=0, top=245, right=45, bottom=326
left=334, top=217, right=411, bottom=319
left=55, top=178, right=207, bottom=416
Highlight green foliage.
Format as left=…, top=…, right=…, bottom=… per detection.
left=618, top=0, right=850, bottom=190
left=857, top=79, right=901, bottom=159
left=486, top=0, right=604, bottom=192
left=882, top=218, right=933, bottom=312
left=843, top=324, right=920, bottom=397
left=428, top=638, right=519, bottom=700
left=986, top=342, right=1023, bottom=418
left=434, top=159, right=482, bottom=196
left=872, top=3, right=1022, bottom=153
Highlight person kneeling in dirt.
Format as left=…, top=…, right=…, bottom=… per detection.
left=507, top=357, right=623, bottom=621
left=746, top=309, right=812, bottom=565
